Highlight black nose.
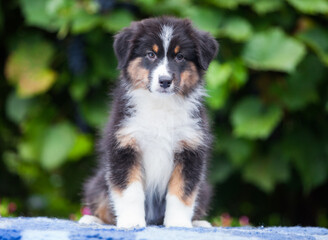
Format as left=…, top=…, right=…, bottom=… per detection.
left=159, top=76, right=173, bottom=89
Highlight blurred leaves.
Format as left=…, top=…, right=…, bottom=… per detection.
left=219, top=16, right=253, bottom=41
left=243, top=156, right=289, bottom=193
left=298, top=26, right=328, bottom=65
left=40, top=122, right=76, bottom=170
left=243, top=28, right=306, bottom=72
left=287, top=0, right=328, bottom=14
left=231, top=97, right=283, bottom=139
left=102, top=10, right=135, bottom=32
left=5, top=36, right=56, bottom=97
left=184, top=7, right=222, bottom=36
left=1, top=0, right=328, bottom=225
left=251, top=0, right=284, bottom=14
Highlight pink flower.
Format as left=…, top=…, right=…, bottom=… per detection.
left=81, top=207, right=92, bottom=215
left=239, top=216, right=250, bottom=226
left=221, top=213, right=232, bottom=227
left=8, top=202, right=17, bottom=213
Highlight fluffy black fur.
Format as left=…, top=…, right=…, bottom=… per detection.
left=83, top=16, right=218, bottom=226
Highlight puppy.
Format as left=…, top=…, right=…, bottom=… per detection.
left=82, top=17, right=218, bottom=228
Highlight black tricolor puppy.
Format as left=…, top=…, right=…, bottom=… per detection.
left=82, top=17, right=218, bottom=228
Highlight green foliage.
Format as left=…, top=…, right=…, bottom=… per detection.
left=231, top=97, right=283, bottom=139
left=1, top=0, right=328, bottom=227
left=5, top=35, right=56, bottom=97
left=242, top=28, right=306, bottom=72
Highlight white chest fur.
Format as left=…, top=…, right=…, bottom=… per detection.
left=120, top=89, right=204, bottom=197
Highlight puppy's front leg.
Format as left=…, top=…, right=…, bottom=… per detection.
left=164, top=149, right=204, bottom=228
left=109, top=144, right=146, bottom=228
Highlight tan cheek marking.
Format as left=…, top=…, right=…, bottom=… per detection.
left=153, top=44, right=159, bottom=53
left=174, top=45, right=180, bottom=54
left=127, top=57, right=149, bottom=89
left=168, top=164, right=197, bottom=207
left=128, top=164, right=142, bottom=184
left=180, top=62, right=199, bottom=92
left=94, top=194, right=115, bottom=224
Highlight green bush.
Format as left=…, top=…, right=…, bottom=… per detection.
left=0, top=0, right=327, bottom=226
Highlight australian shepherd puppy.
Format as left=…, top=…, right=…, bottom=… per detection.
left=81, top=17, right=218, bottom=228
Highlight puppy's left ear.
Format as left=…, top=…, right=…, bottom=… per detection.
left=113, top=22, right=138, bottom=69
left=193, top=30, right=218, bottom=70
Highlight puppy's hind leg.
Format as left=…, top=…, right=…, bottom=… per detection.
left=82, top=170, right=115, bottom=225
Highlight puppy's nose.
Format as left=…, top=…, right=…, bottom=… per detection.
left=159, top=76, right=173, bottom=89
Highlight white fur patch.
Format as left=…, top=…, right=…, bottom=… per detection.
left=164, top=194, right=194, bottom=228
left=160, top=25, right=173, bottom=55
left=150, top=59, right=171, bottom=93
left=150, top=25, right=174, bottom=93
left=111, top=181, right=146, bottom=228
left=120, top=87, right=205, bottom=222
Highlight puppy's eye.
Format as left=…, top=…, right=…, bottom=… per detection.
left=175, top=53, right=184, bottom=62
left=147, top=51, right=156, bottom=60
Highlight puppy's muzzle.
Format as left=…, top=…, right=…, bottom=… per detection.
left=159, top=75, right=173, bottom=89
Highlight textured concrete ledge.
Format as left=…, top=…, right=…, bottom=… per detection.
left=0, top=217, right=327, bottom=240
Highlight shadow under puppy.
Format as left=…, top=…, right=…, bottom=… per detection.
left=81, top=17, right=218, bottom=228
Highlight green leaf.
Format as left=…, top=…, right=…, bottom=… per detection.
left=252, top=0, right=284, bottom=14
left=298, top=26, right=328, bottom=66
left=5, top=92, right=33, bottom=123
left=40, top=122, right=77, bottom=170
left=102, top=10, right=135, bottom=33
left=69, top=78, right=89, bottom=101
left=231, top=97, right=283, bottom=139
left=270, top=54, right=324, bottom=111
left=81, top=95, right=108, bottom=128
left=5, top=36, right=57, bottom=97
left=67, top=133, right=93, bottom=160
left=287, top=0, right=328, bottom=14
left=183, top=7, right=223, bottom=36
left=281, top=128, right=328, bottom=193
left=242, top=28, right=306, bottom=72
left=219, top=134, right=255, bottom=166
left=19, top=0, right=61, bottom=31
left=206, top=86, right=229, bottom=110
left=220, top=16, right=253, bottom=41
left=229, top=59, right=248, bottom=89
left=206, top=61, right=232, bottom=89
left=243, top=157, right=289, bottom=193
left=209, top=157, right=234, bottom=184
left=209, top=0, right=253, bottom=9
left=71, top=11, right=101, bottom=34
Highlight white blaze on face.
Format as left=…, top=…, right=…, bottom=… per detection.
left=150, top=25, right=174, bottom=93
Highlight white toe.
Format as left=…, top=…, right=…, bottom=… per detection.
left=78, top=215, right=104, bottom=225
left=192, top=220, right=212, bottom=228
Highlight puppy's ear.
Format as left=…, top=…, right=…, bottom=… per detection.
left=193, top=30, right=218, bottom=70
left=113, top=24, right=137, bottom=69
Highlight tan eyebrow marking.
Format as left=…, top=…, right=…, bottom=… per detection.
left=153, top=44, right=159, bottom=53
left=174, top=45, right=180, bottom=54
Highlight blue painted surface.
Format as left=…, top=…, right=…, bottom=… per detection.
left=0, top=217, right=327, bottom=240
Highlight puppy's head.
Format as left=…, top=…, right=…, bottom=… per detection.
left=114, top=17, right=218, bottom=96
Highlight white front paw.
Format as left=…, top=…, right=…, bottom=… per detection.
left=164, top=217, right=192, bottom=228
left=116, top=216, right=146, bottom=228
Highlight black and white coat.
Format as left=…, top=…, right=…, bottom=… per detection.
left=82, top=17, right=218, bottom=228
